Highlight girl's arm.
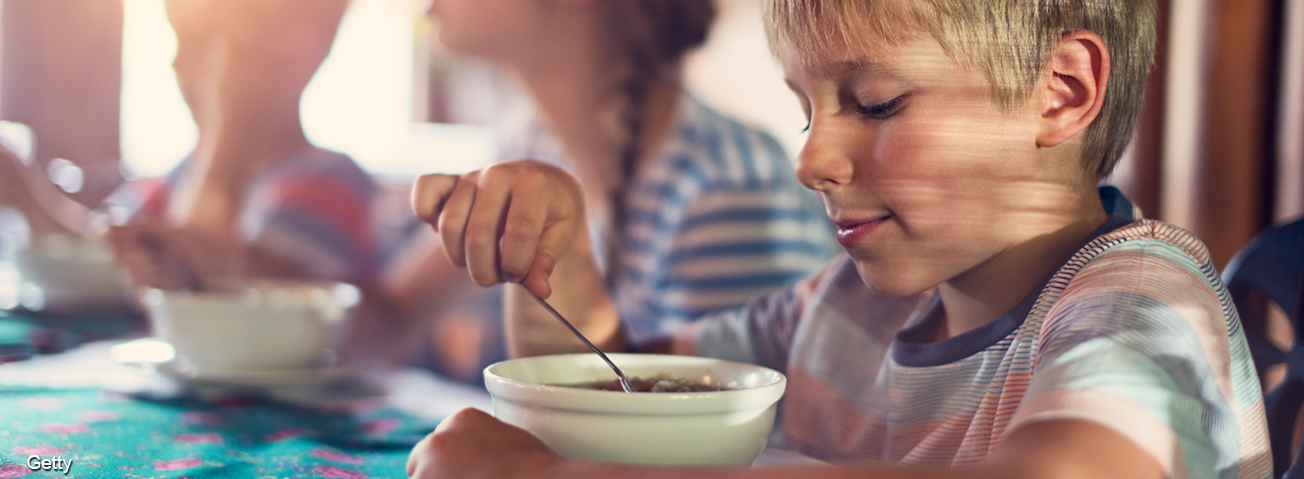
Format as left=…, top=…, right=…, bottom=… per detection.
left=501, top=220, right=624, bottom=357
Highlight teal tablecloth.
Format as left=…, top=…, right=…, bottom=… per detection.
left=0, top=303, right=455, bottom=477
left=0, top=386, right=440, bottom=478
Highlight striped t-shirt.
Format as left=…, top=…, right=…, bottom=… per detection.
left=504, top=94, right=838, bottom=343
left=694, top=187, right=1272, bottom=478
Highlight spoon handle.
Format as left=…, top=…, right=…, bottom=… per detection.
left=516, top=283, right=635, bottom=393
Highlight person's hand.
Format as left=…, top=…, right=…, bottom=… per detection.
left=105, top=221, right=244, bottom=291
left=407, top=408, right=562, bottom=479
left=0, top=145, right=34, bottom=205
left=411, top=160, right=586, bottom=299
left=106, top=222, right=200, bottom=291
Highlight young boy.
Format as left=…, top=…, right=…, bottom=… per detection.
left=405, top=0, right=1272, bottom=477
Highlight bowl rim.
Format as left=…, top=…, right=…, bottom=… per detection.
left=141, top=279, right=359, bottom=306
left=483, top=353, right=786, bottom=415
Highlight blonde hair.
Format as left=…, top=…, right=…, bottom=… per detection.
left=765, top=0, right=1156, bottom=180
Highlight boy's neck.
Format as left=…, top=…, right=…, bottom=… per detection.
left=933, top=187, right=1109, bottom=341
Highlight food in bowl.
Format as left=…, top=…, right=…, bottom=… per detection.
left=561, top=376, right=727, bottom=393
left=484, top=353, right=786, bottom=465
left=144, top=279, right=359, bottom=374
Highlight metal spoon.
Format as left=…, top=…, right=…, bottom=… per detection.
left=516, top=283, right=635, bottom=393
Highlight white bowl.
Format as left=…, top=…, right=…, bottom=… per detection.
left=143, top=279, right=359, bottom=374
left=484, top=353, right=786, bottom=465
left=10, top=236, right=127, bottom=310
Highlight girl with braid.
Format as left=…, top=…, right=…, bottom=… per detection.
left=386, top=0, right=835, bottom=367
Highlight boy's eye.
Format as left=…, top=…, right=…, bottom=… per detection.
left=800, top=121, right=811, bottom=133
left=857, top=96, right=906, bottom=120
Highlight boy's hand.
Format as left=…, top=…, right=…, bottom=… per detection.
left=411, top=160, right=585, bottom=299
left=407, top=408, right=562, bottom=479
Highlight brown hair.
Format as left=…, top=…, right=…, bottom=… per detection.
left=595, top=0, right=714, bottom=282
left=765, top=0, right=1157, bottom=181
left=602, top=0, right=716, bottom=183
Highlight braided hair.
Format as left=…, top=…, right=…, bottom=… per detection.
left=599, top=0, right=715, bottom=283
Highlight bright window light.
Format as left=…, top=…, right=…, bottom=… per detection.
left=302, top=0, right=414, bottom=170
left=120, top=0, right=194, bottom=178
left=119, top=0, right=415, bottom=178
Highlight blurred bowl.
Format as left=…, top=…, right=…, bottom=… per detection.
left=9, top=235, right=127, bottom=310
left=143, top=279, right=360, bottom=374
left=484, top=353, right=785, bottom=465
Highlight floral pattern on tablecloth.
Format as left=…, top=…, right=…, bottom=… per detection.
left=0, top=387, right=440, bottom=478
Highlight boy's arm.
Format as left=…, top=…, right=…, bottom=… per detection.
left=408, top=408, right=1162, bottom=479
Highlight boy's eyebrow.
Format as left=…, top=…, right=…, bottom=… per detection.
left=798, top=58, right=896, bottom=81
left=832, top=59, right=894, bottom=77
left=783, top=57, right=899, bottom=91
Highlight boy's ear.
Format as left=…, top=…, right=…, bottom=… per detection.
left=1036, top=31, right=1110, bottom=148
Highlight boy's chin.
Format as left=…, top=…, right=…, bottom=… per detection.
left=852, top=260, right=937, bottom=298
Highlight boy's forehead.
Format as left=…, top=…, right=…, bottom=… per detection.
left=777, top=33, right=945, bottom=82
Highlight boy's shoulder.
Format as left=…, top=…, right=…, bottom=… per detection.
left=1033, top=217, right=1246, bottom=388
left=1040, top=217, right=1226, bottom=327
left=1059, top=218, right=1220, bottom=300
left=1022, top=218, right=1272, bottom=478
left=1090, top=218, right=1214, bottom=263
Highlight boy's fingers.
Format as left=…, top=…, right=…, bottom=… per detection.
left=521, top=220, right=574, bottom=298
left=522, top=270, right=552, bottom=299
left=436, top=176, right=478, bottom=267
left=411, top=173, right=459, bottom=226
left=499, top=194, right=547, bottom=283
left=444, top=407, right=493, bottom=430
left=463, top=175, right=513, bottom=287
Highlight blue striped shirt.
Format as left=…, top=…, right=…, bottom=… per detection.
left=504, top=94, right=838, bottom=343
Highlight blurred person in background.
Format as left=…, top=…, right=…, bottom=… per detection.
left=0, top=0, right=378, bottom=292
left=382, top=0, right=837, bottom=376
left=111, top=0, right=377, bottom=291
left=0, top=145, right=89, bottom=240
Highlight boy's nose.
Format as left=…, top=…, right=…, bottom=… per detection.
left=794, top=125, right=854, bottom=192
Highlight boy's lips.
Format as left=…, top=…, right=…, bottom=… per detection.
left=834, top=215, right=891, bottom=247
